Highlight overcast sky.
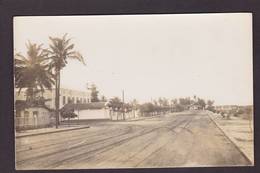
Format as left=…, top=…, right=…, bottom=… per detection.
left=14, top=13, right=253, bottom=105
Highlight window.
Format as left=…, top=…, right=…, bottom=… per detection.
left=24, top=111, right=29, bottom=125
left=16, top=111, right=21, bottom=117
left=63, top=96, right=66, bottom=105
left=83, top=99, right=86, bottom=103
left=33, top=111, right=38, bottom=117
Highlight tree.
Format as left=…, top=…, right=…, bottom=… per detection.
left=100, top=95, right=107, bottom=102
left=179, top=97, right=191, bottom=106
left=170, top=99, right=178, bottom=106
left=158, top=97, right=164, bottom=106
left=179, top=97, right=191, bottom=110
left=197, top=98, right=206, bottom=109
left=131, top=99, right=139, bottom=109
left=162, top=98, right=169, bottom=106
left=175, top=104, right=185, bottom=112
left=170, top=99, right=178, bottom=112
left=139, top=103, right=155, bottom=116
left=60, top=103, right=78, bottom=126
left=130, top=99, right=139, bottom=118
left=106, top=97, right=123, bottom=120
left=206, top=100, right=215, bottom=112
left=90, top=84, right=99, bottom=102
left=47, top=34, right=85, bottom=128
left=15, top=42, right=54, bottom=103
left=207, top=100, right=214, bottom=106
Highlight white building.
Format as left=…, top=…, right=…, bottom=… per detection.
left=15, top=105, right=53, bottom=130
left=15, top=87, right=91, bottom=109
left=214, top=105, right=238, bottom=112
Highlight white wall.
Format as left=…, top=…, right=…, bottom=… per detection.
left=77, top=109, right=110, bottom=119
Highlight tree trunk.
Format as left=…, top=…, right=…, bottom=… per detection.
left=55, top=70, right=60, bottom=129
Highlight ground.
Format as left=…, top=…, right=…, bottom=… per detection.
left=15, top=111, right=252, bottom=169
left=208, top=111, right=254, bottom=163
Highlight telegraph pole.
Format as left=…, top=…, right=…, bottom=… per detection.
left=122, top=90, right=125, bottom=120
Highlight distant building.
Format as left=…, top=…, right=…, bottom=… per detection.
left=15, top=87, right=91, bottom=109
left=61, top=102, right=140, bottom=120
left=14, top=87, right=91, bottom=130
left=189, top=104, right=201, bottom=110
left=61, top=102, right=110, bottom=120
left=188, top=102, right=204, bottom=110
left=214, top=105, right=238, bottom=112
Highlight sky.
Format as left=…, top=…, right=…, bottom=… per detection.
left=14, top=13, right=253, bottom=105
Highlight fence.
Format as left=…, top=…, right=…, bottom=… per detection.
left=109, top=110, right=139, bottom=120
left=15, top=116, right=53, bottom=131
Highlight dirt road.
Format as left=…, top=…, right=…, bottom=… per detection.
left=16, top=111, right=252, bottom=169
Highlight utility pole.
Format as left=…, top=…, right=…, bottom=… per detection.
left=122, top=90, right=125, bottom=120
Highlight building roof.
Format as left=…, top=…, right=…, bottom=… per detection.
left=15, top=100, right=54, bottom=112
left=61, top=102, right=107, bottom=111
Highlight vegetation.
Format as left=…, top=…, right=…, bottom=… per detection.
left=15, top=34, right=85, bottom=128
left=100, top=95, right=107, bottom=102
left=197, top=98, right=206, bottom=109
left=206, top=100, right=215, bottom=112
left=14, top=37, right=217, bottom=124
left=60, top=103, right=78, bottom=126
left=89, top=84, right=99, bottom=102
left=46, top=34, right=85, bottom=128
left=15, top=42, right=54, bottom=104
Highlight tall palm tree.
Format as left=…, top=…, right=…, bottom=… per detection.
left=46, top=34, right=85, bottom=128
left=15, top=42, right=54, bottom=103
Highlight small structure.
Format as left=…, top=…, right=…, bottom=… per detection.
left=15, top=100, right=54, bottom=130
left=61, top=102, right=110, bottom=120
left=189, top=103, right=201, bottom=110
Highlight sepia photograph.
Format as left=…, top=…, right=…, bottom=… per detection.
left=13, top=13, right=253, bottom=169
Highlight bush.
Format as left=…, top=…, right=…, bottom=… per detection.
left=175, top=104, right=185, bottom=112
left=61, top=111, right=78, bottom=119
left=220, top=112, right=225, bottom=117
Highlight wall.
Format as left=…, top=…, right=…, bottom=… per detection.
left=15, top=107, right=52, bottom=130
left=76, top=109, right=140, bottom=120
left=109, top=110, right=140, bottom=120
left=77, top=109, right=110, bottom=120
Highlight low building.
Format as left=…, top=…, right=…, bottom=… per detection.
left=188, top=103, right=202, bottom=110
left=214, top=105, right=238, bottom=112
left=15, top=101, right=54, bottom=130
left=14, top=87, right=94, bottom=130
left=61, top=102, right=140, bottom=121
left=61, top=102, right=110, bottom=120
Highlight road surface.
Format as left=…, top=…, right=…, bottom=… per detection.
left=16, top=111, right=252, bottom=169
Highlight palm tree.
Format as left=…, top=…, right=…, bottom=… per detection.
left=15, top=42, right=54, bottom=103
left=106, top=97, right=123, bottom=120
left=46, top=34, right=85, bottom=128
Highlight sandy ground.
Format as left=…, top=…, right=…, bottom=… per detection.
left=15, top=111, right=252, bottom=169
left=209, top=112, right=254, bottom=164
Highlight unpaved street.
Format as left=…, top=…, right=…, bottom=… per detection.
left=16, top=111, right=252, bottom=169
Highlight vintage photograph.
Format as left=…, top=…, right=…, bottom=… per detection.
left=14, top=13, right=253, bottom=169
